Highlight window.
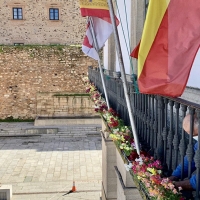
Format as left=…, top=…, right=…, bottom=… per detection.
left=144, top=0, right=149, bottom=18
left=14, top=43, right=24, bottom=46
left=49, top=8, right=59, bottom=20
left=13, top=8, right=23, bottom=20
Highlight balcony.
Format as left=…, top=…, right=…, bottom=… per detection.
left=88, top=66, right=200, bottom=200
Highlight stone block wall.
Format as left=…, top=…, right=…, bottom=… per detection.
left=181, top=87, right=200, bottom=105
left=36, top=93, right=97, bottom=117
left=0, top=0, right=86, bottom=45
left=0, top=45, right=97, bottom=119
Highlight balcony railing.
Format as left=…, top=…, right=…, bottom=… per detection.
left=88, top=66, right=200, bottom=199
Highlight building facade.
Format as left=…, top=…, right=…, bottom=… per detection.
left=103, top=0, right=200, bottom=103
left=0, top=0, right=86, bottom=45
left=103, top=0, right=147, bottom=74
left=0, top=1, right=99, bottom=119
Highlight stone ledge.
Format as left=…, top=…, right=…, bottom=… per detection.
left=101, top=130, right=113, bottom=143
left=114, top=166, right=136, bottom=192
left=114, top=166, right=143, bottom=200
left=34, top=116, right=101, bottom=126
left=25, top=128, right=58, bottom=134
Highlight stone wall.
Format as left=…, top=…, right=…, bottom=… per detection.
left=36, top=93, right=97, bottom=117
left=0, top=45, right=97, bottom=119
left=181, top=87, right=200, bottom=105
left=0, top=0, right=86, bottom=45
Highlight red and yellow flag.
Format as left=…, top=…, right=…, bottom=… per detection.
left=79, top=0, right=119, bottom=60
left=131, top=0, right=200, bottom=97
left=80, top=0, right=111, bottom=19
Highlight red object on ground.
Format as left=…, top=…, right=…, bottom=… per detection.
left=72, top=181, right=76, bottom=192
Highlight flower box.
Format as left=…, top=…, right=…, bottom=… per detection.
left=102, top=116, right=143, bottom=200
left=115, top=149, right=143, bottom=200
left=85, top=80, right=184, bottom=200
left=115, top=144, right=135, bottom=187
left=131, top=172, right=151, bottom=200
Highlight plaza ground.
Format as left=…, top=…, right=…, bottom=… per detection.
left=0, top=123, right=102, bottom=200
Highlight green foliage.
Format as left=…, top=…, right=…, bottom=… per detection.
left=53, top=93, right=90, bottom=97
left=0, top=44, right=82, bottom=51
left=0, top=116, right=34, bottom=122
left=57, top=46, right=63, bottom=51
left=0, top=44, right=83, bottom=58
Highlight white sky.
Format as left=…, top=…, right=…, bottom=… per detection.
left=187, top=48, right=200, bottom=89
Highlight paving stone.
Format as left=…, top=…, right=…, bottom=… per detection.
left=24, top=176, right=33, bottom=182
left=0, top=122, right=102, bottom=200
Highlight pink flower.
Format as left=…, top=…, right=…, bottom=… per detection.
left=168, top=182, right=175, bottom=190
left=178, top=186, right=182, bottom=191
left=173, top=189, right=178, bottom=194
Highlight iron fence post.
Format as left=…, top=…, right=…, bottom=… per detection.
left=157, top=96, right=164, bottom=162
left=167, top=100, right=174, bottom=173
left=173, top=102, right=180, bottom=168
left=180, top=104, right=187, bottom=180
left=162, top=98, right=168, bottom=173
left=194, top=111, right=200, bottom=199
left=186, top=107, right=195, bottom=178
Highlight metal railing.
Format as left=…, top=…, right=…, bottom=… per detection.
left=88, top=67, right=200, bottom=199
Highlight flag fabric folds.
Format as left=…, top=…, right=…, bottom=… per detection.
left=79, top=0, right=119, bottom=60
left=131, top=0, right=200, bottom=97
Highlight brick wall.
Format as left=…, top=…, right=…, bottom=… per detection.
left=0, top=45, right=97, bottom=119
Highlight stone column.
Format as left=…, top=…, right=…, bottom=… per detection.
left=101, top=119, right=117, bottom=200
left=130, top=0, right=146, bottom=75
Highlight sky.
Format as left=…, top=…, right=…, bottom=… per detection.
left=187, top=48, right=200, bottom=89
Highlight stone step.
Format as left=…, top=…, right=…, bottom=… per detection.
left=57, top=130, right=100, bottom=133
left=0, top=127, right=101, bottom=137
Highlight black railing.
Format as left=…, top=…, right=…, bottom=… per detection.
left=88, top=67, right=200, bottom=199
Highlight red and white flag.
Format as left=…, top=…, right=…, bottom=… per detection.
left=79, top=0, right=119, bottom=60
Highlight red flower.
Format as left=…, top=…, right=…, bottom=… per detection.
left=108, top=108, right=119, bottom=117
left=86, top=88, right=91, bottom=93
left=128, top=151, right=139, bottom=161
left=140, top=151, right=150, bottom=158
left=108, top=119, right=119, bottom=128
left=150, top=175, right=162, bottom=185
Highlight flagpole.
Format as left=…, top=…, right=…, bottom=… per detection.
left=88, top=16, right=110, bottom=109
left=107, top=0, right=140, bottom=155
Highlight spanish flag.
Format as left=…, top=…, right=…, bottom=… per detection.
left=79, top=0, right=119, bottom=60
left=131, top=0, right=200, bottom=97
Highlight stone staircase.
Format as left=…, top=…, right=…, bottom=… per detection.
left=0, top=123, right=101, bottom=138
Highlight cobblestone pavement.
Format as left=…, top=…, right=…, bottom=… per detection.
left=0, top=123, right=102, bottom=200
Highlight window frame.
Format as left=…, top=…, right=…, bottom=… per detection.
left=13, top=7, right=23, bottom=20
left=14, top=43, right=24, bottom=46
left=49, top=8, right=59, bottom=20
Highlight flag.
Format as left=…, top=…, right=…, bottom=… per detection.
left=130, top=0, right=200, bottom=97
left=79, top=0, right=119, bottom=60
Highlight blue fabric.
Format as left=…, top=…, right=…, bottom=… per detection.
left=172, top=142, right=198, bottom=189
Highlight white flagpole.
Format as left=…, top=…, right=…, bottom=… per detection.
left=107, top=0, right=140, bottom=155
left=88, top=16, right=110, bottom=109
